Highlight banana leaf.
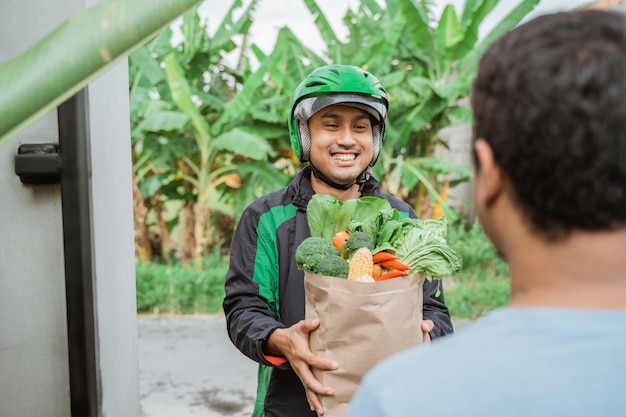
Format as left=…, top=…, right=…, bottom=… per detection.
left=0, top=0, right=203, bottom=146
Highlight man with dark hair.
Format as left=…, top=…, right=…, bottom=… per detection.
left=347, top=10, right=626, bottom=417
left=223, top=64, right=452, bottom=417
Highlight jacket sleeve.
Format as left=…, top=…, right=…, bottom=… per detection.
left=222, top=205, right=287, bottom=366
left=423, top=277, right=453, bottom=339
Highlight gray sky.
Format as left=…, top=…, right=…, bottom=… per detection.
left=195, top=0, right=594, bottom=55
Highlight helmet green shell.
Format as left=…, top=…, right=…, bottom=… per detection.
left=289, top=64, right=389, bottom=164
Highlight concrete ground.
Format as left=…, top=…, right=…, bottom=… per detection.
left=138, top=314, right=475, bottom=417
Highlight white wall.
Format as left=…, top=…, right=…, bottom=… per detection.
left=0, top=2, right=73, bottom=415
left=0, top=0, right=139, bottom=416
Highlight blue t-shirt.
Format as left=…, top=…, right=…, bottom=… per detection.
left=347, top=308, right=626, bottom=417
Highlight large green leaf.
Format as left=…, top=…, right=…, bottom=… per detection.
left=0, top=0, right=203, bottom=146
left=163, top=52, right=211, bottom=148
left=211, top=27, right=296, bottom=134
left=436, top=4, right=463, bottom=52
left=450, top=0, right=499, bottom=62
left=416, top=157, right=473, bottom=180
left=212, top=129, right=275, bottom=160
left=396, top=0, right=437, bottom=70
left=234, top=161, right=291, bottom=218
left=303, top=0, right=340, bottom=60
left=134, top=109, right=189, bottom=134
left=212, top=0, right=258, bottom=51
left=352, top=11, right=405, bottom=72
left=464, top=0, right=541, bottom=70
left=130, top=47, right=165, bottom=85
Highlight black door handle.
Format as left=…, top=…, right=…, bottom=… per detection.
left=14, top=143, right=63, bottom=184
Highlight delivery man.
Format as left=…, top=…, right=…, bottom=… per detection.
left=223, top=64, right=453, bottom=417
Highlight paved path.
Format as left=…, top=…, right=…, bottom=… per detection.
left=138, top=314, right=475, bottom=417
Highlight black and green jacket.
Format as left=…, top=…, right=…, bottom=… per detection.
left=223, top=166, right=453, bottom=417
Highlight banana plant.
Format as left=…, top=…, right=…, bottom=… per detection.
left=129, top=2, right=292, bottom=268
left=0, top=0, right=203, bottom=146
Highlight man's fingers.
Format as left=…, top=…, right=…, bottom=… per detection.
left=421, top=319, right=434, bottom=343
left=292, top=358, right=335, bottom=392
left=421, top=319, right=434, bottom=333
left=307, top=353, right=339, bottom=371
left=300, top=318, right=320, bottom=332
left=305, top=387, right=325, bottom=415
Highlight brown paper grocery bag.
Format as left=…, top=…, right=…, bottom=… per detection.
left=304, top=271, right=425, bottom=417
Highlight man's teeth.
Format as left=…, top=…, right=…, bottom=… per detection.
left=333, top=154, right=355, bottom=161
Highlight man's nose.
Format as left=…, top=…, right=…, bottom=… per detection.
left=336, top=126, right=356, bottom=145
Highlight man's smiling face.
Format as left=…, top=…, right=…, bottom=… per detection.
left=307, top=104, right=374, bottom=186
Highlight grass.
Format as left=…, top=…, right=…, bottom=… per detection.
left=135, top=219, right=510, bottom=318
left=444, top=219, right=511, bottom=318
left=135, top=251, right=228, bottom=315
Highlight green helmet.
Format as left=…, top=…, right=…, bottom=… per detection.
left=289, top=64, right=389, bottom=165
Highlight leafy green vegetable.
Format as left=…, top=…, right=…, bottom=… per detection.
left=391, top=218, right=463, bottom=280
left=305, top=194, right=462, bottom=280
left=307, top=194, right=390, bottom=241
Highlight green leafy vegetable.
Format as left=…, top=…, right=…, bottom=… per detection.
left=391, top=218, right=463, bottom=280
left=307, top=194, right=390, bottom=241
left=305, top=194, right=463, bottom=280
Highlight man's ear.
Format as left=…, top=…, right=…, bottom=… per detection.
left=474, top=139, right=504, bottom=208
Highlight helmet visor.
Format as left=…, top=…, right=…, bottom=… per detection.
left=293, top=93, right=388, bottom=123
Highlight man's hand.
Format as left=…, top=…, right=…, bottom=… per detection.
left=265, top=318, right=338, bottom=415
left=421, top=319, right=434, bottom=344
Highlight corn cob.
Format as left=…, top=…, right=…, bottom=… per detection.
left=347, top=247, right=374, bottom=281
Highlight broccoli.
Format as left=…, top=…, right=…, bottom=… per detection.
left=295, top=236, right=349, bottom=278
left=346, top=231, right=375, bottom=259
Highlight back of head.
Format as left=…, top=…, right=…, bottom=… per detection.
left=471, top=10, right=626, bottom=240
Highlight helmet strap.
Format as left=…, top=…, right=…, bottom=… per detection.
left=357, top=169, right=371, bottom=194
left=310, top=163, right=354, bottom=191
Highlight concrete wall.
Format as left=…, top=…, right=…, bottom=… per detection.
left=0, top=0, right=139, bottom=415
left=437, top=123, right=475, bottom=223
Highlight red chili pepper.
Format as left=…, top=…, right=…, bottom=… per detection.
left=379, top=259, right=412, bottom=271
left=376, top=269, right=409, bottom=281
left=372, top=251, right=399, bottom=263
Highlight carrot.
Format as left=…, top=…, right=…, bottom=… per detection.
left=332, top=231, right=350, bottom=257
left=372, top=251, right=399, bottom=263
left=379, top=259, right=412, bottom=271
left=377, top=269, right=409, bottom=281
left=371, top=263, right=383, bottom=280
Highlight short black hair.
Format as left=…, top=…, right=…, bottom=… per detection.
left=472, top=10, right=626, bottom=239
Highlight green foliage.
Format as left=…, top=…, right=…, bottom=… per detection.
left=128, top=0, right=540, bottom=268
left=129, top=2, right=292, bottom=264
left=444, top=219, right=510, bottom=318
left=135, top=251, right=228, bottom=314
